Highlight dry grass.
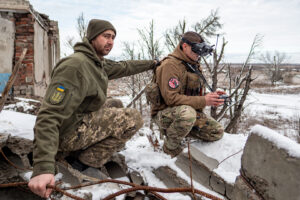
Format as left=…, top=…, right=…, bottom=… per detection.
left=237, top=108, right=300, bottom=143
left=252, top=85, right=300, bottom=94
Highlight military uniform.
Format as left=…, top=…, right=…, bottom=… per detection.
left=32, top=37, right=155, bottom=177
left=151, top=45, right=223, bottom=156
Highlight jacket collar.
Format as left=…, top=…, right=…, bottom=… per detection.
left=73, top=37, right=103, bottom=67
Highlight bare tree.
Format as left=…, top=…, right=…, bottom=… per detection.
left=164, top=9, right=223, bottom=52
left=258, top=51, right=288, bottom=85
left=64, top=12, right=88, bottom=51
left=202, top=36, right=228, bottom=119
left=224, top=34, right=263, bottom=133
left=137, top=19, right=163, bottom=59
left=193, top=9, right=223, bottom=40
left=64, top=36, right=76, bottom=50
left=164, top=19, right=187, bottom=52
left=77, top=12, right=88, bottom=40
left=122, top=42, right=138, bottom=108
left=123, top=20, right=163, bottom=115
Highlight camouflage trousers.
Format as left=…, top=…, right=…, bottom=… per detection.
left=153, top=105, right=224, bottom=151
left=59, top=99, right=143, bottom=168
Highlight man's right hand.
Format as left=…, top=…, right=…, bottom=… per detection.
left=205, top=92, right=224, bottom=107
left=28, top=173, right=55, bottom=198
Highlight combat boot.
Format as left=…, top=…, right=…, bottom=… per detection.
left=163, top=144, right=183, bottom=158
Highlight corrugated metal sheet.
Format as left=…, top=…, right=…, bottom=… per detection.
left=0, top=73, right=11, bottom=93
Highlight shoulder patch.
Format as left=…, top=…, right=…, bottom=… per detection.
left=168, top=77, right=179, bottom=89
left=50, top=85, right=65, bottom=104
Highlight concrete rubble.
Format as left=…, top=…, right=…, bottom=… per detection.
left=234, top=125, right=300, bottom=200
left=154, top=128, right=300, bottom=200
left=1, top=121, right=300, bottom=200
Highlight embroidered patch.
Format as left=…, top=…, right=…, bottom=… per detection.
left=50, top=85, right=65, bottom=104
left=168, top=77, right=179, bottom=89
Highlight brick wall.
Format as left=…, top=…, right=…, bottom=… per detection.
left=13, top=13, right=34, bottom=96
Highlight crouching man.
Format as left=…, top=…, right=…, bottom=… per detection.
left=150, top=31, right=225, bottom=158
left=28, top=19, right=157, bottom=198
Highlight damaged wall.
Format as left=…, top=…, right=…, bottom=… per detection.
left=33, top=21, right=49, bottom=97
left=0, top=13, right=15, bottom=93
left=0, top=14, right=15, bottom=74
left=0, top=0, right=60, bottom=97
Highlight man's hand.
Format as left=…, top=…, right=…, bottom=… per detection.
left=205, top=92, right=224, bottom=107
left=28, top=174, right=55, bottom=198
left=216, top=90, right=226, bottom=96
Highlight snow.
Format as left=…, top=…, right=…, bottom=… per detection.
left=0, top=104, right=222, bottom=199
left=0, top=110, right=35, bottom=140
left=245, top=90, right=300, bottom=142
left=122, top=127, right=224, bottom=200
left=248, top=91, right=300, bottom=119
left=21, top=171, right=33, bottom=181
left=192, top=133, right=248, bottom=184
left=1, top=87, right=300, bottom=199
left=15, top=97, right=40, bottom=103
left=251, top=125, right=300, bottom=158
left=4, top=101, right=35, bottom=112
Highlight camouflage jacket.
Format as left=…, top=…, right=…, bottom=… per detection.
left=151, top=44, right=206, bottom=116
left=32, top=38, right=155, bottom=177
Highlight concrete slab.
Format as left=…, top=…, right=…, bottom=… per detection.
left=190, top=144, right=219, bottom=170
left=241, top=125, right=300, bottom=200
left=232, top=176, right=260, bottom=200
left=175, top=153, right=211, bottom=188
left=172, top=133, right=248, bottom=199
left=153, top=166, right=202, bottom=200
left=190, top=133, right=248, bottom=184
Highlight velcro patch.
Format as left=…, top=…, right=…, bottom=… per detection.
left=168, top=77, right=179, bottom=89
left=50, top=85, right=65, bottom=104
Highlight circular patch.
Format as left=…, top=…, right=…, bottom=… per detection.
left=168, top=77, right=179, bottom=89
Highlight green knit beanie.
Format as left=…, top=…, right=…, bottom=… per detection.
left=87, top=19, right=116, bottom=41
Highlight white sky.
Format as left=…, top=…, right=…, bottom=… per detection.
left=29, top=0, right=300, bottom=63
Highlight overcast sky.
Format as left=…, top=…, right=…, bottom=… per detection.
left=30, top=0, right=300, bottom=63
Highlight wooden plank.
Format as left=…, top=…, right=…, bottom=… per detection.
left=0, top=48, right=27, bottom=112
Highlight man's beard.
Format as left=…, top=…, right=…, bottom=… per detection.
left=93, top=42, right=112, bottom=57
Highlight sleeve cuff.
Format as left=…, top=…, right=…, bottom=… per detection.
left=196, top=96, right=206, bottom=109
left=32, top=161, right=55, bottom=178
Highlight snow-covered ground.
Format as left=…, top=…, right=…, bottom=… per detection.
left=0, top=85, right=299, bottom=199
left=246, top=88, right=300, bottom=142
left=0, top=110, right=35, bottom=140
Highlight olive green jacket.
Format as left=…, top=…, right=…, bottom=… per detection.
left=32, top=38, right=155, bottom=177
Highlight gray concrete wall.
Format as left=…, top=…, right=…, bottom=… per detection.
left=239, top=126, right=300, bottom=200
left=33, top=21, right=49, bottom=97
left=0, top=16, right=15, bottom=74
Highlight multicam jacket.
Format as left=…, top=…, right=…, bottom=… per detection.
left=151, top=44, right=206, bottom=116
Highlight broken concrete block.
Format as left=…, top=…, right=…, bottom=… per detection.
left=209, top=171, right=226, bottom=195
left=232, top=176, right=261, bottom=200
left=153, top=166, right=202, bottom=200
left=190, top=144, right=219, bottom=170
left=174, top=134, right=247, bottom=199
left=175, top=153, right=211, bottom=187
left=81, top=167, right=108, bottom=180
left=104, top=153, right=127, bottom=179
left=241, top=125, right=300, bottom=200
left=0, top=133, right=9, bottom=148
left=0, top=133, right=32, bottom=170
left=190, top=133, right=247, bottom=185
left=129, top=170, right=144, bottom=185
